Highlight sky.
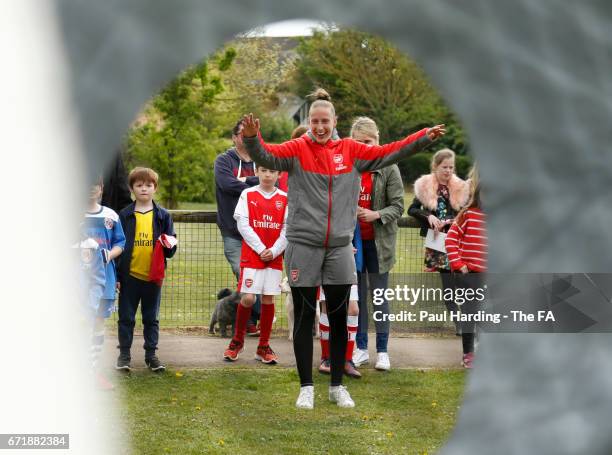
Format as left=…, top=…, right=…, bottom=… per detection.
left=245, top=19, right=333, bottom=37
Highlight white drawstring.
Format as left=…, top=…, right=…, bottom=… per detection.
left=236, top=158, right=255, bottom=179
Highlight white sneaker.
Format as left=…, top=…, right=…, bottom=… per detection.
left=375, top=352, right=391, bottom=371
left=352, top=348, right=369, bottom=367
left=296, top=385, right=314, bottom=409
left=329, top=385, right=355, bottom=408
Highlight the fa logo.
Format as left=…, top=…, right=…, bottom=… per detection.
left=275, top=200, right=283, bottom=210
left=104, top=217, right=114, bottom=229
left=333, top=154, right=343, bottom=164
left=245, top=278, right=253, bottom=288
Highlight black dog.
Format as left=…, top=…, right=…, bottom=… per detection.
left=209, top=288, right=240, bottom=337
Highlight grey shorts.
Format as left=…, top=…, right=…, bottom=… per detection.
left=285, top=242, right=357, bottom=287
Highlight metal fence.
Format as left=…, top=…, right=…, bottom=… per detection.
left=159, top=211, right=454, bottom=335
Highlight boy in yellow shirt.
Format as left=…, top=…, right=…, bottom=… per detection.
left=116, top=168, right=177, bottom=372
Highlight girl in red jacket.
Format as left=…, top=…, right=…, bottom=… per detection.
left=445, top=165, right=487, bottom=368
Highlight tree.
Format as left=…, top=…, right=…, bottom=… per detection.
left=126, top=36, right=300, bottom=208
left=126, top=50, right=235, bottom=208
left=207, top=37, right=297, bottom=143
left=291, top=28, right=468, bottom=159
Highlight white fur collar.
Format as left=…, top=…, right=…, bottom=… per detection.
left=413, top=174, right=469, bottom=211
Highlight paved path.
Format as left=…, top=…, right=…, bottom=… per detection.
left=102, top=330, right=463, bottom=370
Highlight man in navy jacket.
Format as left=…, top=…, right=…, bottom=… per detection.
left=214, top=119, right=260, bottom=331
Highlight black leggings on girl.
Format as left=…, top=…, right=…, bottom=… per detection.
left=291, top=285, right=350, bottom=387
left=442, top=272, right=482, bottom=354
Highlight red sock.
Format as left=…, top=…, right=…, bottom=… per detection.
left=258, top=303, right=275, bottom=347
left=234, top=303, right=252, bottom=343
left=319, top=312, right=330, bottom=360
left=346, top=315, right=358, bottom=361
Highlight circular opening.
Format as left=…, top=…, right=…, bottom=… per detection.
left=115, top=22, right=475, bottom=454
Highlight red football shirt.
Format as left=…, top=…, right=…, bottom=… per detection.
left=358, top=171, right=375, bottom=240
left=234, top=187, right=288, bottom=270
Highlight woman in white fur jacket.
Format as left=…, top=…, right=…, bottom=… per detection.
left=407, top=148, right=469, bottom=334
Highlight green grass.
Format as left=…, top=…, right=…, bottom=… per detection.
left=117, top=367, right=464, bottom=455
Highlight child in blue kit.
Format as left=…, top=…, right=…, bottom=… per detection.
left=76, top=237, right=106, bottom=320
left=80, top=178, right=126, bottom=389
left=75, top=237, right=107, bottom=388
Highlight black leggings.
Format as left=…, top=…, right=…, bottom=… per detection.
left=442, top=272, right=482, bottom=354
left=291, top=285, right=350, bottom=387
left=440, top=271, right=461, bottom=334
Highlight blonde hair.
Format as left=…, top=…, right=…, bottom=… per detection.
left=308, top=88, right=335, bottom=117
left=467, top=163, right=479, bottom=195
left=128, top=167, right=159, bottom=188
left=350, top=117, right=379, bottom=143
left=431, top=148, right=456, bottom=172
left=456, top=163, right=481, bottom=225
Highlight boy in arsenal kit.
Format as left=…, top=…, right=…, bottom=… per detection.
left=223, top=165, right=288, bottom=364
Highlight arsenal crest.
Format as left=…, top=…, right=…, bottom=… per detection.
left=290, top=269, right=299, bottom=282
left=333, top=154, right=343, bottom=164
left=104, top=217, right=114, bottom=229
left=275, top=200, right=283, bottom=210
left=245, top=278, right=253, bottom=288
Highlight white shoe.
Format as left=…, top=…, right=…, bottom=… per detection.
left=329, top=385, right=355, bottom=408
left=296, top=385, right=314, bottom=409
left=352, top=348, right=369, bottom=367
left=375, top=352, right=391, bottom=371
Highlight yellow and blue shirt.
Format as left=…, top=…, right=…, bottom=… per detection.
left=129, top=210, right=154, bottom=280
left=117, top=201, right=177, bottom=284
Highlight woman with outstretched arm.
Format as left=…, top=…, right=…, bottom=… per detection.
left=241, top=89, right=445, bottom=409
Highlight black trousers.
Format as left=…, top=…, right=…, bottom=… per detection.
left=291, top=285, right=350, bottom=387
left=118, top=275, right=162, bottom=358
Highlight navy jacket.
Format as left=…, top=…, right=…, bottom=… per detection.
left=214, top=148, right=258, bottom=239
left=117, top=201, right=177, bottom=282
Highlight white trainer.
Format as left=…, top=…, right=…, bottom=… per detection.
left=375, top=352, right=391, bottom=371
left=296, top=385, right=314, bottom=409
left=329, top=385, right=355, bottom=408
left=352, top=348, right=369, bottom=367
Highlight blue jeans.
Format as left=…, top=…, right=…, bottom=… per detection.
left=356, top=240, right=390, bottom=353
left=222, top=235, right=242, bottom=280
left=221, top=234, right=260, bottom=322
